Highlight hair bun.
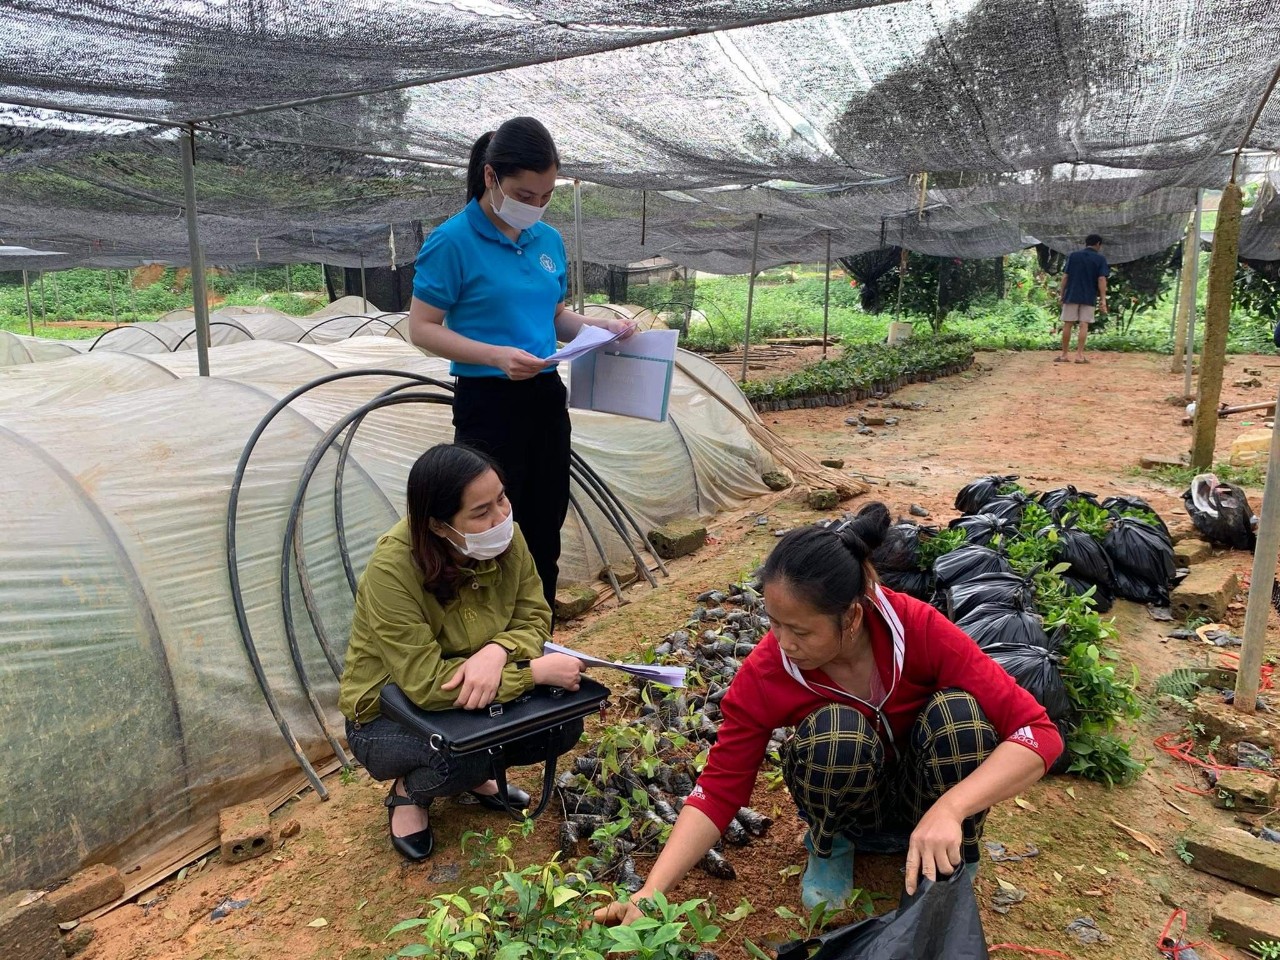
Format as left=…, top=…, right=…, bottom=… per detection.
left=835, top=501, right=891, bottom=556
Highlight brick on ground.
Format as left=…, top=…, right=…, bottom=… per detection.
left=0, top=891, right=64, bottom=960
left=554, top=587, right=597, bottom=622
left=646, top=520, right=707, bottom=560
left=44, top=864, right=123, bottom=923
left=1213, top=769, right=1279, bottom=815
left=806, top=489, right=839, bottom=510
left=1192, top=696, right=1280, bottom=755
left=1212, top=891, right=1280, bottom=950
left=219, top=801, right=274, bottom=865
left=1173, top=539, right=1212, bottom=565
left=1170, top=561, right=1240, bottom=622
left=1183, top=825, right=1280, bottom=896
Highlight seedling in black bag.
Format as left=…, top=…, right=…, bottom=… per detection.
left=954, top=474, right=1020, bottom=515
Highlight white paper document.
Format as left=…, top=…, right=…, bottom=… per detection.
left=544, top=324, right=624, bottom=364
left=544, top=641, right=687, bottom=688
left=569, top=329, right=679, bottom=422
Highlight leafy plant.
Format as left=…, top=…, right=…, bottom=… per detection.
left=916, top=527, right=967, bottom=571
left=1061, top=501, right=1113, bottom=541
left=1154, top=668, right=1205, bottom=701
left=1175, top=838, right=1194, bottom=865
left=1066, top=730, right=1145, bottom=787
left=1251, top=939, right=1280, bottom=960
left=385, top=850, right=723, bottom=960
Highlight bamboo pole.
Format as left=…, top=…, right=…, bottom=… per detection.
left=1236, top=382, right=1280, bottom=714
left=180, top=128, right=212, bottom=376
left=22, top=269, right=34, bottom=335
left=1191, top=182, right=1244, bottom=468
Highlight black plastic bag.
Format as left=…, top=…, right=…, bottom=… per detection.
left=946, top=572, right=1035, bottom=622
left=872, top=522, right=935, bottom=573
left=880, top=568, right=936, bottom=601
left=1101, top=495, right=1170, bottom=537
left=949, top=513, right=1019, bottom=547
left=981, top=492, right=1034, bottom=525
left=956, top=603, right=1053, bottom=651
left=1039, top=485, right=1099, bottom=517
left=1060, top=574, right=1114, bottom=613
left=982, top=640, right=1071, bottom=722
left=1183, top=474, right=1258, bottom=551
left=954, top=474, right=1019, bottom=516
left=1104, top=518, right=1176, bottom=604
left=1043, top=522, right=1114, bottom=587
left=933, top=545, right=1011, bottom=589
left=1049, top=717, right=1076, bottom=774
left=776, top=870, right=988, bottom=960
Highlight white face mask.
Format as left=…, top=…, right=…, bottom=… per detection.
left=490, top=178, right=547, bottom=231
left=446, top=510, right=514, bottom=560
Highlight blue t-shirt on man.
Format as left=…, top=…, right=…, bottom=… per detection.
left=1062, top=247, right=1110, bottom=306
left=413, top=198, right=568, bottom=378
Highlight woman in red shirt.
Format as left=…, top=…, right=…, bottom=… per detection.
left=598, top=502, right=1062, bottom=920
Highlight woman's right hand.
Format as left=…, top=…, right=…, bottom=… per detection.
left=531, top=652, right=584, bottom=690
left=594, top=897, right=643, bottom=927
left=491, top=346, right=548, bottom=380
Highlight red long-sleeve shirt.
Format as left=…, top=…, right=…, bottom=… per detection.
left=684, top=585, right=1063, bottom=833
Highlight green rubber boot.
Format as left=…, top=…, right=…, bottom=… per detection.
left=800, top=831, right=856, bottom=911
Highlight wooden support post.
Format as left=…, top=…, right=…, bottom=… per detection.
left=108, top=269, right=118, bottom=323
left=1236, top=382, right=1280, bottom=714
left=22, top=269, right=34, bottom=335
left=741, top=213, right=762, bottom=384
left=1172, top=200, right=1201, bottom=374
left=38, top=271, right=46, bottom=319
left=822, top=230, right=832, bottom=360
left=1184, top=192, right=1204, bottom=397
left=1191, top=182, right=1243, bottom=468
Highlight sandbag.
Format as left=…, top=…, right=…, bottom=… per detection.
left=981, top=492, right=1034, bottom=525
left=982, top=640, right=1071, bottom=722
left=956, top=603, right=1053, bottom=651
left=949, top=513, right=1019, bottom=548
left=1044, top=523, right=1115, bottom=587
left=776, top=870, right=988, bottom=960
left=1060, top=574, right=1115, bottom=613
left=946, top=572, right=1035, bottom=622
left=1040, top=485, right=1099, bottom=517
left=1104, top=517, right=1176, bottom=604
left=933, top=545, right=1011, bottom=589
left=1101, top=495, right=1170, bottom=537
left=954, top=474, right=1019, bottom=516
left=880, top=568, right=936, bottom=602
left=1183, top=474, right=1258, bottom=551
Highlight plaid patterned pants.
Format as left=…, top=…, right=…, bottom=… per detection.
left=782, top=689, right=997, bottom=861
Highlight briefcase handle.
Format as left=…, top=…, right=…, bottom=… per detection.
left=487, top=725, right=564, bottom=821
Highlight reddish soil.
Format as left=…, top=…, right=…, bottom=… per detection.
left=74, top=350, right=1280, bottom=960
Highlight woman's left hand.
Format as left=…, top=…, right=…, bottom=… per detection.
left=441, top=643, right=508, bottom=710
left=904, top=799, right=965, bottom=895
left=605, top=318, right=637, bottom=339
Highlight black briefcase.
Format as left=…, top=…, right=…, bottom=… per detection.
left=379, top=678, right=610, bottom=819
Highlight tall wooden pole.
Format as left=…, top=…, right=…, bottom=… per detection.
left=22, top=269, right=34, bottom=335
left=741, top=213, right=762, bottom=384
left=822, top=231, right=832, bottom=360
left=180, top=129, right=212, bottom=376
left=1183, top=192, right=1204, bottom=398
left=1172, top=201, right=1200, bottom=373
left=1236, top=382, right=1280, bottom=714
left=1191, top=182, right=1244, bottom=468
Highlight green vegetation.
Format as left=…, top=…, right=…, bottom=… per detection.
left=0, top=265, right=326, bottom=338
left=1141, top=461, right=1266, bottom=489
left=740, top=333, right=975, bottom=404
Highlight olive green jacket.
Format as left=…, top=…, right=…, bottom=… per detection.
left=338, top=518, right=550, bottom=723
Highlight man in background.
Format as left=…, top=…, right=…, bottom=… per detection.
left=1057, top=234, right=1109, bottom=363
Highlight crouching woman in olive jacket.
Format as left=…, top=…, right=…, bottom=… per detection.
left=339, top=444, right=584, bottom=861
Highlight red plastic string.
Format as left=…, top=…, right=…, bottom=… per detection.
left=989, top=946, right=1073, bottom=959
left=1215, top=650, right=1274, bottom=691
left=1154, top=733, right=1252, bottom=774
left=1158, top=908, right=1233, bottom=960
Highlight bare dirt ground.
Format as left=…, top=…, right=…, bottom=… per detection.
left=76, top=350, right=1280, bottom=960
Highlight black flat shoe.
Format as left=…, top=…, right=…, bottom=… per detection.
left=386, top=786, right=434, bottom=861
left=468, top=784, right=530, bottom=813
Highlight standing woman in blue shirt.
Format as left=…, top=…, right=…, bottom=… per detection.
left=408, top=117, right=632, bottom=612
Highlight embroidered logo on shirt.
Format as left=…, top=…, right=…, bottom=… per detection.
left=462, top=607, right=478, bottom=623
left=540, top=253, right=556, bottom=273
left=1009, top=725, right=1039, bottom=750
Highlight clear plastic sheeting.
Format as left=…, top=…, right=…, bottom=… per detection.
left=0, top=336, right=773, bottom=894
left=3, top=1, right=1280, bottom=268
left=0, top=329, right=83, bottom=366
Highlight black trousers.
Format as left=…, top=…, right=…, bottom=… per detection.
left=453, top=372, right=571, bottom=611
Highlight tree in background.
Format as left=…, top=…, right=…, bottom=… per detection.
left=845, top=251, right=1002, bottom=331
left=1098, top=244, right=1181, bottom=334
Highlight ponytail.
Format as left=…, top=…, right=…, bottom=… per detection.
left=466, top=131, right=495, bottom=203
left=761, top=502, right=892, bottom=619
left=464, top=117, right=560, bottom=203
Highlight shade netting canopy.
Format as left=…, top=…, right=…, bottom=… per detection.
left=0, top=336, right=773, bottom=896
left=2, top=0, right=1279, bottom=271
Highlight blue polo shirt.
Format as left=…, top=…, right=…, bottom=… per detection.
left=1062, top=248, right=1110, bottom=306
left=413, top=199, right=568, bottom=378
